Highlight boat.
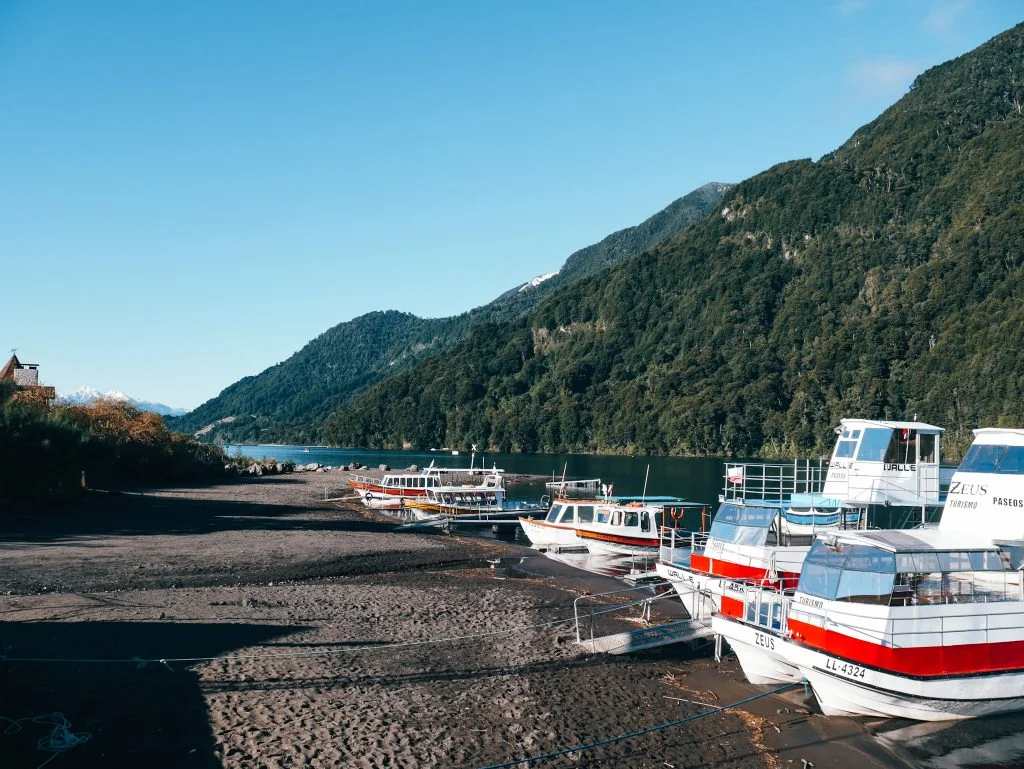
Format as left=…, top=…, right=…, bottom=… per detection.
left=716, top=427, right=1024, bottom=720
left=401, top=473, right=547, bottom=522
left=518, top=495, right=698, bottom=554
left=576, top=498, right=709, bottom=557
left=657, top=419, right=949, bottom=633
left=349, top=457, right=505, bottom=508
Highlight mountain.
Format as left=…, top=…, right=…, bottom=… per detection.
left=63, top=386, right=188, bottom=417
left=170, top=182, right=730, bottom=443
left=321, top=23, right=1024, bottom=459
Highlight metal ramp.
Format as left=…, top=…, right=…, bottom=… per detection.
left=581, top=618, right=712, bottom=655
left=573, top=583, right=712, bottom=655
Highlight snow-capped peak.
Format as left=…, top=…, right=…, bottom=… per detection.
left=61, top=387, right=187, bottom=416
left=518, top=271, right=559, bottom=293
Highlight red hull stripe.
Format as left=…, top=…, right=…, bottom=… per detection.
left=789, top=618, right=1024, bottom=678
left=349, top=482, right=427, bottom=498
left=577, top=530, right=657, bottom=548
left=720, top=595, right=744, bottom=619
left=690, top=553, right=799, bottom=586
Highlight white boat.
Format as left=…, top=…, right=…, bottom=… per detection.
left=659, top=419, right=948, bottom=632
left=518, top=498, right=602, bottom=550
left=349, top=457, right=505, bottom=508
left=400, top=472, right=508, bottom=519
left=577, top=499, right=707, bottom=557
left=728, top=427, right=1024, bottom=721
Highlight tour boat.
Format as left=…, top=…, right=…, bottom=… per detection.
left=576, top=499, right=707, bottom=557
left=349, top=459, right=505, bottom=508
left=715, top=428, right=1024, bottom=720
left=657, top=419, right=949, bottom=627
left=519, top=496, right=697, bottom=553
left=400, top=473, right=508, bottom=519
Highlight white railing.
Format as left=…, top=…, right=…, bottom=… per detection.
left=720, top=460, right=829, bottom=504
left=658, top=526, right=709, bottom=565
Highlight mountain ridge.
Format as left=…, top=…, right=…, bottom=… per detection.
left=171, top=181, right=731, bottom=443
left=321, top=22, right=1024, bottom=459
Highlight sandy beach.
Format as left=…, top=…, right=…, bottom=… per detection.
left=1, top=471, right=914, bottom=769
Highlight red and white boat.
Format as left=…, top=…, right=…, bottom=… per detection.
left=657, top=419, right=948, bottom=628
left=349, top=460, right=504, bottom=509
left=715, top=427, right=1024, bottom=720
left=519, top=497, right=697, bottom=554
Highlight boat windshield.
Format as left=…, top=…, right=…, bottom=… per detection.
left=798, top=539, right=1016, bottom=606
left=708, top=503, right=776, bottom=547
left=958, top=444, right=1024, bottom=474
left=545, top=504, right=563, bottom=523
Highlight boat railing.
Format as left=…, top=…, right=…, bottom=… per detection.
left=737, top=581, right=793, bottom=635
left=573, top=581, right=692, bottom=649
left=720, top=460, right=829, bottom=504
left=658, top=527, right=709, bottom=566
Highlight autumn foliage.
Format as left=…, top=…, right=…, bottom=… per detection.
left=0, top=387, right=228, bottom=506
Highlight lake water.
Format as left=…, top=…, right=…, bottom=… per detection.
left=226, top=445, right=730, bottom=531
left=227, top=443, right=1024, bottom=767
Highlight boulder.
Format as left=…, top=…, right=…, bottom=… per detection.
left=378, top=463, right=391, bottom=472
left=407, top=464, right=420, bottom=472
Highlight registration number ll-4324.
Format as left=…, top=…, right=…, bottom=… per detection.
left=825, top=657, right=866, bottom=679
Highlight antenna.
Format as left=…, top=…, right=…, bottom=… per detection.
left=641, top=464, right=650, bottom=504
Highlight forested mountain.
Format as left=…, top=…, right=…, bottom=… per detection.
left=322, top=23, right=1024, bottom=460
left=171, top=183, right=729, bottom=443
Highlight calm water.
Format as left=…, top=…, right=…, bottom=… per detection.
left=227, top=443, right=1024, bottom=767
left=226, top=445, right=727, bottom=530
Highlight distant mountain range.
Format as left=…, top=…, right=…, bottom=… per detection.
left=63, top=386, right=188, bottom=417
left=170, top=181, right=732, bottom=443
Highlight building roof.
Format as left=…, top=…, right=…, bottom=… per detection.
left=0, top=354, right=20, bottom=380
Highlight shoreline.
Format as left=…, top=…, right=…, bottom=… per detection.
left=1, top=473, right=915, bottom=768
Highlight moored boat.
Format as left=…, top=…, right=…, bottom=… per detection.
left=659, top=419, right=948, bottom=629
left=728, top=427, right=1024, bottom=721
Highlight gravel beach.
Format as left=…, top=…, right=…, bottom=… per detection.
left=0, top=471, right=913, bottom=768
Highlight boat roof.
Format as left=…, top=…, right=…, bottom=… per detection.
left=973, top=427, right=1024, bottom=446
left=838, top=418, right=944, bottom=434
left=821, top=527, right=998, bottom=553
left=722, top=494, right=846, bottom=509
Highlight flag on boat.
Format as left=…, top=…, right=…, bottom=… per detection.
left=726, top=466, right=744, bottom=484
left=601, top=483, right=613, bottom=498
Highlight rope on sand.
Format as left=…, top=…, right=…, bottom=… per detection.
left=1, top=712, right=91, bottom=769
left=474, top=682, right=802, bottom=769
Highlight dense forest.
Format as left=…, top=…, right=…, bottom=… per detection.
left=321, top=23, right=1024, bottom=460
left=170, top=183, right=729, bottom=444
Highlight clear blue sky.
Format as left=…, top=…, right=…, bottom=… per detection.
left=2, top=1, right=1021, bottom=409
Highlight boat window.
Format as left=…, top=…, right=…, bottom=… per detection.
left=834, top=438, right=858, bottom=459
left=856, top=428, right=893, bottom=462
left=558, top=506, right=576, bottom=524
left=577, top=505, right=595, bottom=523
left=836, top=570, right=895, bottom=605
left=996, top=446, right=1024, bottom=475
left=919, top=433, right=937, bottom=463
left=611, top=510, right=623, bottom=527
left=595, top=507, right=610, bottom=523
left=844, top=546, right=896, bottom=573
left=545, top=504, right=563, bottom=523
left=805, top=539, right=851, bottom=569
left=970, top=551, right=1008, bottom=570
left=798, top=562, right=842, bottom=600
left=640, top=511, right=650, bottom=532
left=654, top=511, right=663, bottom=529
left=885, top=429, right=917, bottom=464
left=624, top=510, right=639, bottom=528
left=938, top=551, right=972, bottom=572
left=959, top=444, right=1006, bottom=473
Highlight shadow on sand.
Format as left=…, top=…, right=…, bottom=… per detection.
left=1, top=619, right=301, bottom=769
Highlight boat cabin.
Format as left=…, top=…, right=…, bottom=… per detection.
left=822, top=419, right=947, bottom=507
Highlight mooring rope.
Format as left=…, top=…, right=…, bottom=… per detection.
left=1, top=713, right=91, bottom=769
left=475, top=682, right=802, bottom=769
left=0, top=594, right=665, bottom=667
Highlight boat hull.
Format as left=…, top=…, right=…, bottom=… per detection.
left=711, top=615, right=802, bottom=685
left=518, top=517, right=581, bottom=549
left=792, top=643, right=1024, bottom=721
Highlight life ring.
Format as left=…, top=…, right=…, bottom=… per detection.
left=670, top=508, right=683, bottom=520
